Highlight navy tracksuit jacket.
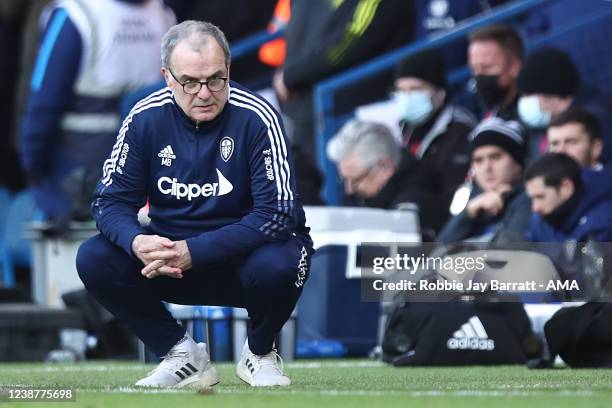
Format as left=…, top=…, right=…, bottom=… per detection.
left=77, top=82, right=313, bottom=356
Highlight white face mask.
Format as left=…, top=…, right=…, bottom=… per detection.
left=518, top=95, right=552, bottom=129
left=395, top=90, right=434, bottom=125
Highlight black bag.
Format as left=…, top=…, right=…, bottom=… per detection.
left=382, top=298, right=542, bottom=366
left=544, top=302, right=612, bottom=367
left=61, top=166, right=100, bottom=222
left=62, top=290, right=137, bottom=359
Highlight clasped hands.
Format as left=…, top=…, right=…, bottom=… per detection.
left=466, top=184, right=512, bottom=219
left=131, top=234, right=192, bottom=279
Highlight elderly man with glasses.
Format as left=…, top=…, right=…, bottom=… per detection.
left=76, top=20, right=313, bottom=389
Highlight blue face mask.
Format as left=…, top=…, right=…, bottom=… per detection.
left=395, top=90, right=434, bottom=125
left=518, top=95, right=552, bottom=129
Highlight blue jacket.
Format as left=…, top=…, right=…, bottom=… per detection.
left=527, top=167, right=612, bottom=242
left=93, top=82, right=312, bottom=268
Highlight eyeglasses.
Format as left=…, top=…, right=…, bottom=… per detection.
left=339, top=163, right=379, bottom=190
left=167, top=68, right=228, bottom=94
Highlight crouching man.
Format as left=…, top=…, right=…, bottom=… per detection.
left=76, top=21, right=313, bottom=388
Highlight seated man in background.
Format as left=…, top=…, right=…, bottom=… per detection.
left=355, top=48, right=477, bottom=234
left=395, top=47, right=476, bottom=224
left=327, top=119, right=447, bottom=235
left=525, top=153, right=612, bottom=242
left=327, top=120, right=416, bottom=208
left=525, top=153, right=612, bottom=298
left=467, top=23, right=524, bottom=120
left=437, top=118, right=531, bottom=243
left=546, top=108, right=612, bottom=196
left=547, top=108, right=603, bottom=169
left=517, top=48, right=612, bottom=163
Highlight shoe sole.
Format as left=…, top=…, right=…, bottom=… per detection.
left=175, top=365, right=220, bottom=389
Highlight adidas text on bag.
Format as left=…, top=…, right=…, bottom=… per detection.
left=446, top=316, right=495, bottom=351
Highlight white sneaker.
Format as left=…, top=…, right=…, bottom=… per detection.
left=236, top=340, right=291, bottom=387
left=135, top=335, right=219, bottom=388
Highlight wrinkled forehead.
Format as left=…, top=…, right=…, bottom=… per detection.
left=170, top=35, right=227, bottom=75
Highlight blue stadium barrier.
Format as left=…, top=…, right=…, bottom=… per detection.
left=0, top=187, right=11, bottom=241
left=0, top=187, right=12, bottom=286
left=230, top=28, right=285, bottom=60
left=0, top=190, right=37, bottom=287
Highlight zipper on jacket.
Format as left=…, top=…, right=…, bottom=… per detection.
left=193, top=127, right=201, bottom=178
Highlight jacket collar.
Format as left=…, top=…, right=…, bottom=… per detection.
left=402, top=104, right=476, bottom=159
left=364, top=152, right=419, bottom=208
left=170, top=91, right=228, bottom=131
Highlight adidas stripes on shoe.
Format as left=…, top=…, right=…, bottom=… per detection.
left=135, top=335, right=219, bottom=388
left=236, top=340, right=291, bottom=387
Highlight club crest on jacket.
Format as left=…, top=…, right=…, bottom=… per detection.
left=220, top=136, right=234, bottom=162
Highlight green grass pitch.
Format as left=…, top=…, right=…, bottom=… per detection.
left=1, top=360, right=611, bottom=407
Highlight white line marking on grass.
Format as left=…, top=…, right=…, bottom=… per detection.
left=80, top=387, right=594, bottom=398
left=215, top=389, right=594, bottom=398
left=287, top=361, right=385, bottom=369
left=113, top=387, right=186, bottom=394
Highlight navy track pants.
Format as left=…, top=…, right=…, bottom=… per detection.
left=76, top=233, right=311, bottom=357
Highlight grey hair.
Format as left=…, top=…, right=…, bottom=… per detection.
left=327, top=119, right=401, bottom=168
left=161, top=20, right=231, bottom=68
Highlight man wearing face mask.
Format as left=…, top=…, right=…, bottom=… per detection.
left=517, top=47, right=612, bottom=164
left=395, top=48, right=476, bottom=229
left=467, top=24, right=523, bottom=120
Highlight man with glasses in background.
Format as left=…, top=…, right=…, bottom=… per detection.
left=327, top=119, right=446, bottom=236
left=76, top=20, right=313, bottom=389
left=328, top=120, right=403, bottom=201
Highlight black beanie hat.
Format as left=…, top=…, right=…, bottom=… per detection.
left=518, top=48, right=580, bottom=96
left=395, top=48, right=447, bottom=90
left=469, top=118, right=527, bottom=167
